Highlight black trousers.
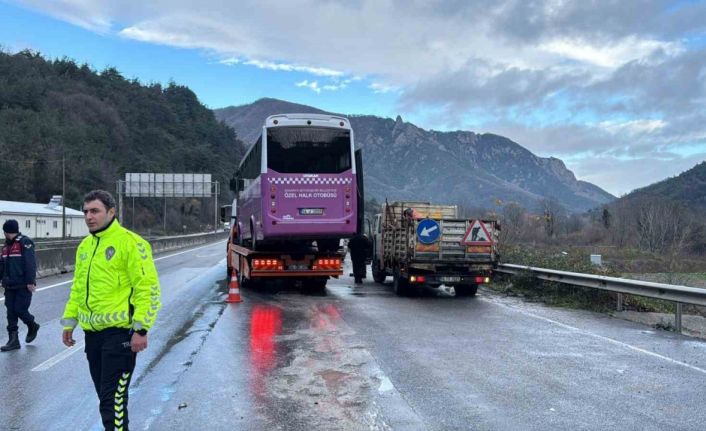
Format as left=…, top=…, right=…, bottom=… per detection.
left=3, top=287, right=35, bottom=332
left=352, top=255, right=366, bottom=282
left=85, top=328, right=137, bottom=431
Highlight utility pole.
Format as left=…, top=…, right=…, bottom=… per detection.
left=62, top=155, right=66, bottom=239
left=214, top=181, right=219, bottom=233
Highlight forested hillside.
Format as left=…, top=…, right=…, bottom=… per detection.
left=0, top=50, right=243, bottom=232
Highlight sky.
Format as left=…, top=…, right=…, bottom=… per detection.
left=1, top=0, right=705, bottom=196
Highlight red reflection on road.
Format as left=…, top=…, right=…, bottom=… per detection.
left=249, top=305, right=282, bottom=398
left=312, top=304, right=341, bottom=331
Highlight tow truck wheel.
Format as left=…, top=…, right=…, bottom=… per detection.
left=455, top=284, right=478, bottom=297
left=306, top=277, right=327, bottom=295
left=237, top=264, right=251, bottom=288
left=372, top=260, right=386, bottom=284
left=393, top=271, right=408, bottom=296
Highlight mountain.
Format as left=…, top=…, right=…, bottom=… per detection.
left=615, top=161, right=706, bottom=211
left=0, top=50, right=243, bottom=232
left=215, top=98, right=615, bottom=212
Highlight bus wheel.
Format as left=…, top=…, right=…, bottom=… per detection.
left=393, top=271, right=408, bottom=296
left=372, top=260, right=386, bottom=284
left=237, top=225, right=245, bottom=247
left=250, top=222, right=257, bottom=251
left=317, top=239, right=340, bottom=253
left=455, top=284, right=478, bottom=297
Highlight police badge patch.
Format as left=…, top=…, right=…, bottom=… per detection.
left=105, top=246, right=116, bottom=261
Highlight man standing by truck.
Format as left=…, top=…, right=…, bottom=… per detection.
left=61, top=190, right=161, bottom=430
left=348, top=233, right=370, bottom=284
left=0, top=219, right=39, bottom=352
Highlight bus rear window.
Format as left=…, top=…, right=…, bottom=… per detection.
left=267, top=127, right=352, bottom=174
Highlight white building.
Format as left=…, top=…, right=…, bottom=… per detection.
left=0, top=196, right=88, bottom=239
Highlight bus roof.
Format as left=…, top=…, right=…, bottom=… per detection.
left=264, top=113, right=351, bottom=130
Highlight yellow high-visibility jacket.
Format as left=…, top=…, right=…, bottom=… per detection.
left=61, top=219, right=161, bottom=332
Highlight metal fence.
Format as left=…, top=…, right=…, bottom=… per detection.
left=495, top=263, right=706, bottom=333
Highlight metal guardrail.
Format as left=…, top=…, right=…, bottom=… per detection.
left=34, top=230, right=228, bottom=250
left=496, top=263, right=706, bottom=333
left=35, top=231, right=228, bottom=278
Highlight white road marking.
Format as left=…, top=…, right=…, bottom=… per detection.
left=32, top=342, right=85, bottom=372
left=503, top=303, right=706, bottom=376
left=1, top=241, right=225, bottom=301
left=153, top=241, right=225, bottom=262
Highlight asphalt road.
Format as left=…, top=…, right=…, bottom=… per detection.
left=2, top=241, right=706, bottom=430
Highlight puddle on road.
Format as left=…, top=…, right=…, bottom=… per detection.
left=244, top=296, right=392, bottom=431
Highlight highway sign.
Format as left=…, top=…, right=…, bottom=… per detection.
left=417, top=219, right=441, bottom=244
left=461, top=220, right=492, bottom=245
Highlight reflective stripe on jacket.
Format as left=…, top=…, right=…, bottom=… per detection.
left=61, top=219, right=161, bottom=332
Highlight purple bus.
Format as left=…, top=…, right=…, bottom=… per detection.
left=232, top=114, right=359, bottom=252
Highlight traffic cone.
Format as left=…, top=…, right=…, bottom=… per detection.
left=226, top=273, right=243, bottom=303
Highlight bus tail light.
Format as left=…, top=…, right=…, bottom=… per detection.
left=475, top=276, right=490, bottom=284
left=252, top=259, right=284, bottom=271
left=409, top=275, right=426, bottom=283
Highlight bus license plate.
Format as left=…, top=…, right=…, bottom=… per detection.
left=300, top=208, right=324, bottom=215
left=440, top=276, right=461, bottom=283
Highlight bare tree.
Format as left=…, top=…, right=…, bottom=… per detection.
left=498, top=202, right=526, bottom=246
left=539, top=197, right=566, bottom=238
left=635, top=199, right=693, bottom=255
left=608, top=200, right=636, bottom=248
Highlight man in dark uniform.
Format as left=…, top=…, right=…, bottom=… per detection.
left=1, top=219, right=39, bottom=352
left=348, top=233, right=371, bottom=284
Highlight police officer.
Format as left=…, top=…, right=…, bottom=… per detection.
left=1, top=219, right=39, bottom=352
left=61, top=190, right=161, bottom=430
left=347, top=233, right=371, bottom=284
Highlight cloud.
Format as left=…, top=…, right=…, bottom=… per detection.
left=369, top=82, right=399, bottom=94
left=13, top=0, right=116, bottom=32
left=597, top=119, right=667, bottom=136
left=296, top=80, right=321, bottom=94
left=295, top=78, right=349, bottom=93
left=11, top=0, right=706, bottom=193
left=242, top=59, right=343, bottom=77
left=538, top=36, right=682, bottom=69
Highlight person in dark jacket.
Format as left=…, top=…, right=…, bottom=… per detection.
left=348, top=233, right=371, bottom=284
left=1, top=219, right=39, bottom=352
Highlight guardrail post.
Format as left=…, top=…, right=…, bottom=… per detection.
left=616, top=293, right=623, bottom=312
left=675, top=302, right=683, bottom=333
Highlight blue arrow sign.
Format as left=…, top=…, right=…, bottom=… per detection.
left=416, top=219, right=441, bottom=244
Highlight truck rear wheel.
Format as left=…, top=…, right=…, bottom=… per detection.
left=372, top=260, right=386, bottom=284
left=393, top=271, right=409, bottom=296
left=238, top=263, right=252, bottom=289
left=455, top=284, right=478, bottom=297
left=305, top=277, right=328, bottom=295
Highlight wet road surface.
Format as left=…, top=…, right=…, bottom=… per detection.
left=2, top=241, right=706, bottom=430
